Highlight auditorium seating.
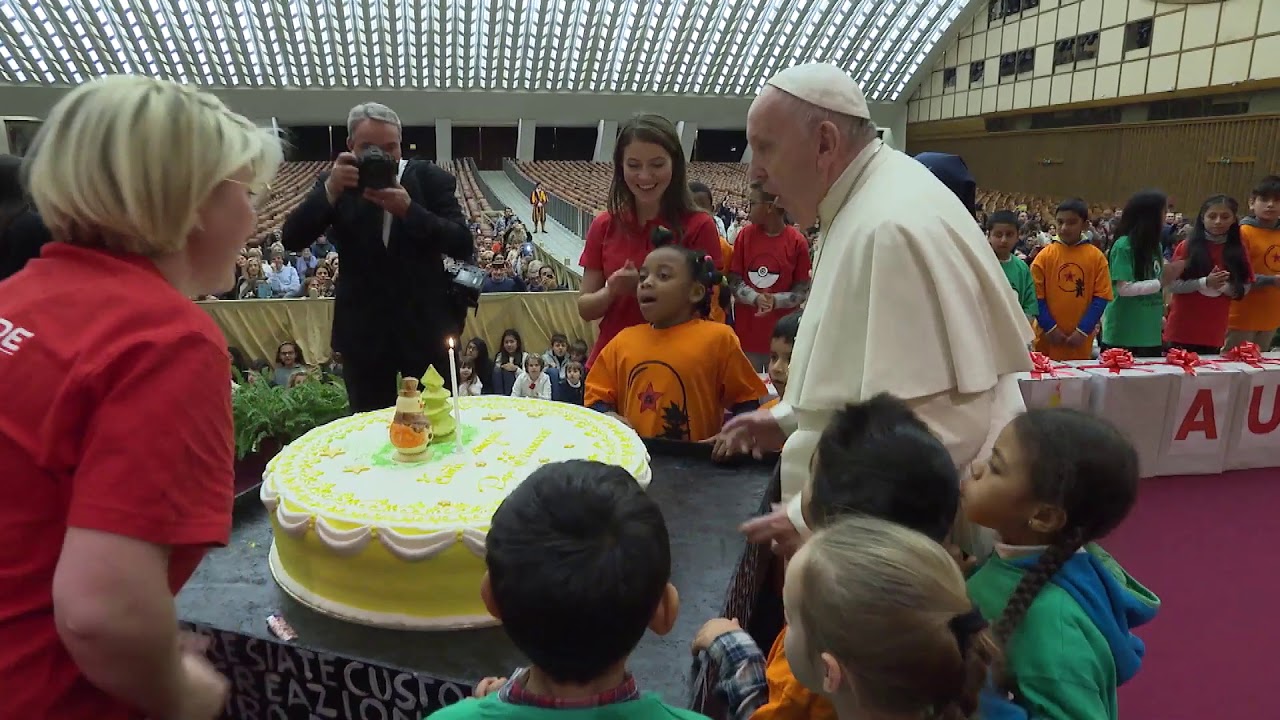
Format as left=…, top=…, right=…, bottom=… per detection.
left=440, top=159, right=496, bottom=234
left=514, top=161, right=752, bottom=216
left=254, top=161, right=326, bottom=239
left=248, top=159, right=498, bottom=242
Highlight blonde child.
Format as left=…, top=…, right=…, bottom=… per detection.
left=782, top=516, right=995, bottom=720
left=963, top=408, right=1158, bottom=719
left=511, top=354, right=552, bottom=400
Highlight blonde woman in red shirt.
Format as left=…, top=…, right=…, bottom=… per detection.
left=0, top=76, right=282, bottom=720
left=576, top=115, right=721, bottom=369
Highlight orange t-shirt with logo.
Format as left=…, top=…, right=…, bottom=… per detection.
left=584, top=319, right=765, bottom=441
left=1228, top=224, right=1280, bottom=331
left=1031, top=240, right=1113, bottom=361
left=750, top=626, right=838, bottom=720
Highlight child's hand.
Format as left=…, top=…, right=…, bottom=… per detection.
left=756, top=293, right=775, bottom=313
left=691, top=617, right=742, bottom=654
left=1065, top=329, right=1087, bottom=347
left=1045, top=327, right=1068, bottom=344
left=473, top=676, right=507, bottom=698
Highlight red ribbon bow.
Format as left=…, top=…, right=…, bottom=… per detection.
left=1164, top=348, right=1216, bottom=375
left=1223, top=342, right=1279, bottom=368
left=1029, top=352, right=1061, bottom=379
left=1098, top=348, right=1137, bottom=374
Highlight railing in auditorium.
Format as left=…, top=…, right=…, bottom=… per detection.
left=501, top=158, right=597, bottom=240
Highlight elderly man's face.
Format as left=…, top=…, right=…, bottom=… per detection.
left=746, top=89, right=826, bottom=229
left=348, top=119, right=401, bottom=163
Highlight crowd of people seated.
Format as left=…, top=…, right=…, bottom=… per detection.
left=514, top=160, right=754, bottom=216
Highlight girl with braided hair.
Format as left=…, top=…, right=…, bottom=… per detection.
left=961, top=408, right=1159, bottom=720
left=585, top=241, right=764, bottom=441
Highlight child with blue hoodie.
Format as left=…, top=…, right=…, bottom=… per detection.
left=961, top=408, right=1159, bottom=720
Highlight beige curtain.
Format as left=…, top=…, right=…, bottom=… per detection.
left=200, top=292, right=597, bottom=364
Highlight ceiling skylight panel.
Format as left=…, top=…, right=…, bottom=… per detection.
left=704, top=0, right=762, bottom=95
left=15, top=3, right=71, bottom=83
left=690, top=0, right=748, bottom=94
left=670, top=0, right=712, bottom=93
left=0, top=5, right=39, bottom=80
left=144, top=0, right=194, bottom=83
left=202, top=2, right=242, bottom=84
left=234, top=0, right=267, bottom=85
left=864, top=0, right=929, bottom=96
left=423, top=0, right=440, bottom=85
left=621, top=0, right=662, bottom=94
left=647, top=0, right=689, bottom=94
left=602, top=0, right=637, bottom=91
left=585, top=0, right=620, bottom=89
left=46, top=2, right=104, bottom=81
left=118, top=4, right=164, bottom=77
left=281, top=0, right=311, bottom=86
left=732, top=0, right=788, bottom=95
left=565, top=0, right=592, bottom=89
left=887, top=0, right=961, bottom=100
left=175, top=0, right=219, bottom=84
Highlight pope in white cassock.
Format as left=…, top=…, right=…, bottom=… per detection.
left=717, top=63, right=1034, bottom=553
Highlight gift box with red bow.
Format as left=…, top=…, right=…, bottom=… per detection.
left=1214, top=343, right=1280, bottom=471
left=1014, top=352, right=1093, bottom=411
left=1144, top=348, right=1247, bottom=476
left=1074, top=348, right=1177, bottom=478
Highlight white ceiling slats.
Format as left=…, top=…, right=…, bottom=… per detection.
left=0, top=0, right=968, bottom=102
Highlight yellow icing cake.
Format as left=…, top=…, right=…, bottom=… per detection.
left=261, top=396, right=651, bottom=630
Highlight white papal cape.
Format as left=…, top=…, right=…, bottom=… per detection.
left=773, top=139, right=1034, bottom=532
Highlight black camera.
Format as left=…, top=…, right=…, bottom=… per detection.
left=444, top=262, right=486, bottom=312
left=356, top=147, right=397, bottom=190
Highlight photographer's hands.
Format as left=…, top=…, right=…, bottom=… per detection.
left=326, top=152, right=412, bottom=217
left=324, top=153, right=360, bottom=203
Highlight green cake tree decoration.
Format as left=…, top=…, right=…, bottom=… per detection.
left=419, top=365, right=456, bottom=441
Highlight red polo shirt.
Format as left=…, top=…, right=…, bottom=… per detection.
left=0, top=243, right=235, bottom=720
left=579, top=210, right=721, bottom=367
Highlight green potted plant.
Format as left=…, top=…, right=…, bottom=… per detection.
left=232, top=369, right=351, bottom=494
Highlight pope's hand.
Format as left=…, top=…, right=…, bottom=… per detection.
left=740, top=504, right=803, bottom=557
left=712, top=409, right=786, bottom=460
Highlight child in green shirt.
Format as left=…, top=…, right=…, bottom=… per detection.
left=988, top=210, right=1037, bottom=323
left=432, top=461, right=706, bottom=720
left=962, top=409, right=1159, bottom=720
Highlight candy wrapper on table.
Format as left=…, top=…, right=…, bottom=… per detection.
left=1015, top=352, right=1093, bottom=411
left=1075, top=349, right=1177, bottom=478
left=1144, top=348, right=1246, bottom=476
left=1215, top=343, right=1280, bottom=471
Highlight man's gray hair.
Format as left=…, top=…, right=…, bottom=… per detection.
left=347, top=102, right=402, bottom=136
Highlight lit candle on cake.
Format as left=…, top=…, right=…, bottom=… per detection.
left=447, top=337, right=464, bottom=448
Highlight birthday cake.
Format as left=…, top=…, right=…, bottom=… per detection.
left=261, top=375, right=651, bottom=630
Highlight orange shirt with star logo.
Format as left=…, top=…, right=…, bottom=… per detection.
left=1228, top=223, right=1280, bottom=331
left=584, top=318, right=765, bottom=441
left=1031, top=240, right=1113, bottom=360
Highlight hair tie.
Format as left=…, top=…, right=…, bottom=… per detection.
left=948, top=607, right=988, bottom=656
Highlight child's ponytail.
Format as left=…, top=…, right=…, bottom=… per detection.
left=936, top=629, right=999, bottom=720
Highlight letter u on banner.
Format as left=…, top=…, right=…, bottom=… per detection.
left=1239, top=378, right=1280, bottom=451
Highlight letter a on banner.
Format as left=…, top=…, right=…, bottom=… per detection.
left=1175, top=388, right=1218, bottom=442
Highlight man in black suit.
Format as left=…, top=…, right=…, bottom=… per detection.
left=281, top=103, right=472, bottom=412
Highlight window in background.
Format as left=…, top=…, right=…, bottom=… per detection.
left=1124, top=18, right=1154, bottom=52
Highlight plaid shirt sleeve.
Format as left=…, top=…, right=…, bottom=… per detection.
left=706, top=629, right=769, bottom=720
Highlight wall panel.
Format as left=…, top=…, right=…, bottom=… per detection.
left=906, top=115, right=1280, bottom=207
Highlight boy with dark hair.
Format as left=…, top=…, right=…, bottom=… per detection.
left=763, top=313, right=801, bottom=409
left=1031, top=198, right=1113, bottom=361
left=1225, top=175, right=1280, bottom=351
left=692, top=394, right=959, bottom=720
left=989, top=210, right=1037, bottom=324
left=445, top=461, right=698, bottom=720
left=553, top=360, right=586, bottom=406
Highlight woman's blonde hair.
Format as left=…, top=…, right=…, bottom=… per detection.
left=23, top=74, right=283, bottom=255
left=792, top=516, right=997, bottom=720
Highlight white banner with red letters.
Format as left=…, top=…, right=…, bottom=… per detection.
left=1007, top=345, right=1280, bottom=477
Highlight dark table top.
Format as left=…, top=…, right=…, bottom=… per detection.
left=176, top=449, right=773, bottom=703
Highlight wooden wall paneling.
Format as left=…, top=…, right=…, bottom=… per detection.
left=907, top=116, right=1280, bottom=207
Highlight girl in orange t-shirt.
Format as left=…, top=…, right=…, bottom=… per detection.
left=585, top=242, right=765, bottom=441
